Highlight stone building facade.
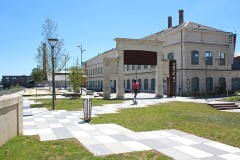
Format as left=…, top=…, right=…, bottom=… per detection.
left=85, top=10, right=239, bottom=97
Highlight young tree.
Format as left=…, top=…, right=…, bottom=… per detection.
left=31, top=67, right=44, bottom=98
left=35, top=18, right=70, bottom=78
left=68, top=58, right=85, bottom=96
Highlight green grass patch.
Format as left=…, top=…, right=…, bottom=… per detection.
left=91, top=102, right=240, bottom=148
left=31, top=98, right=125, bottom=111
left=0, top=135, right=171, bottom=160
left=224, top=96, right=240, bottom=101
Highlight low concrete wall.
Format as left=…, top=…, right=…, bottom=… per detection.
left=0, top=95, right=23, bottom=146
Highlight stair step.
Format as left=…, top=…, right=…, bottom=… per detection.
left=208, top=102, right=239, bottom=110
left=215, top=107, right=240, bottom=110
left=211, top=105, right=238, bottom=108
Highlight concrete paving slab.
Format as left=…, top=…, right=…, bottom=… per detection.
left=218, top=153, right=240, bottom=160
left=157, top=147, right=196, bottom=160
left=121, top=141, right=151, bottom=151
left=85, top=144, right=113, bottom=156
left=196, top=156, right=226, bottom=160
left=23, top=129, right=38, bottom=135
left=94, top=135, right=118, bottom=144
left=39, top=133, right=58, bottom=141
left=139, top=139, right=169, bottom=150
left=71, top=131, right=90, bottom=138
left=175, top=145, right=213, bottom=159
left=156, top=137, right=185, bottom=147
left=77, top=137, right=101, bottom=146
left=104, top=142, right=134, bottom=154
left=191, top=144, right=228, bottom=155
left=168, top=136, right=199, bottom=145
left=109, top=134, right=134, bottom=142
left=183, top=135, right=212, bottom=143
left=205, top=141, right=240, bottom=153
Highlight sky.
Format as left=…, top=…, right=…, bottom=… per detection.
left=1, top=0, right=240, bottom=78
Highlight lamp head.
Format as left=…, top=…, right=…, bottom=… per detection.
left=48, top=38, right=58, bottom=47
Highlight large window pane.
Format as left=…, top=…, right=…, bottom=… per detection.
left=138, top=79, right=142, bottom=90
left=168, top=52, right=174, bottom=60
left=219, top=52, right=225, bottom=65
left=231, top=78, right=240, bottom=91
left=205, top=51, right=213, bottom=65
left=144, top=79, right=148, bottom=90
left=219, top=77, right=226, bottom=92
left=191, top=50, right=199, bottom=65
left=127, top=79, right=130, bottom=89
left=206, top=77, right=213, bottom=91
left=151, top=78, right=155, bottom=90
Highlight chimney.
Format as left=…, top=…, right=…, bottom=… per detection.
left=168, top=16, right=172, bottom=28
left=178, top=9, right=184, bottom=24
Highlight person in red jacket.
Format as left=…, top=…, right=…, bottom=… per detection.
left=132, top=79, right=139, bottom=101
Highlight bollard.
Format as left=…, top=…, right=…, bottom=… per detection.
left=83, top=98, right=92, bottom=122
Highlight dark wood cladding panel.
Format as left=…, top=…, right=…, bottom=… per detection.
left=124, top=50, right=157, bottom=65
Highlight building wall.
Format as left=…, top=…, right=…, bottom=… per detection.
left=0, top=95, right=23, bottom=146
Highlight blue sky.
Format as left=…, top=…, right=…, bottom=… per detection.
left=0, top=0, right=240, bottom=78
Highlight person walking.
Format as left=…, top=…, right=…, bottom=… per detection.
left=132, top=79, right=139, bottom=103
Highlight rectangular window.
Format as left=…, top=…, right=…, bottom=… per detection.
left=127, top=65, right=130, bottom=71
left=144, top=79, right=148, bottom=90
left=144, top=65, right=148, bottom=69
left=219, top=52, right=225, bottom=65
left=150, top=65, right=156, bottom=68
left=191, top=51, right=199, bottom=65
left=132, top=65, right=135, bottom=70
left=137, top=65, right=141, bottom=69
left=205, top=52, right=213, bottom=65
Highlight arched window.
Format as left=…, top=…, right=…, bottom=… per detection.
left=206, top=77, right=213, bottom=91
left=191, top=77, right=199, bottom=91
left=219, top=52, right=225, bottom=65
left=191, top=50, right=199, bottom=65
left=144, top=79, right=148, bottom=90
left=205, top=51, right=213, bottom=65
left=219, top=77, right=226, bottom=91
left=151, top=78, right=155, bottom=90
left=168, top=52, right=174, bottom=60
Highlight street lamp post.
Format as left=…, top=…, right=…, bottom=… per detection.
left=48, top=38, right=58, bottom=110
left=77, top=44, right=86, bottom=95
left=64, top=53, right=69, bottom=91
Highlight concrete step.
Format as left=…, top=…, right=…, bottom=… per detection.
left=208, top=102, right=239, bottom=110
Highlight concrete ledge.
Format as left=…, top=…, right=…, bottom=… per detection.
left=62, top=93, right=81, bottom=97
left=0, top=95, right=23, bottom=146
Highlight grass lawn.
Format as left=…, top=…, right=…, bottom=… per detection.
left=0, top=136, right=171, bottom=160
left=91, top=102, right=240, bottom=148
left=2, top=100, right=240, bottom=159
left=30, top=98, right=125, bottom=111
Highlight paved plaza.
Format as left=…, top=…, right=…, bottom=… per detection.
left=23, top=93, right=240, bottom=160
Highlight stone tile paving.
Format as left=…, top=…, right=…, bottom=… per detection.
left=23, top=94, right=240, bottom=160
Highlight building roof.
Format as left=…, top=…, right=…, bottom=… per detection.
left=142, top=21, right=229, bottom=40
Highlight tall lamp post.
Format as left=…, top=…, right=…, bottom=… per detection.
left=48, top=38, right=58, bottom=110
left=77, top=44, right=86, bottom=95
left=64, top=53, right=70, bottom=91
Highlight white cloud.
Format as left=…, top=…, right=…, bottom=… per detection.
left=234, top=52, right=240, bottom=57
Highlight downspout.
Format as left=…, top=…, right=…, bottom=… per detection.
left=181, top=30, right=183, bottom=96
